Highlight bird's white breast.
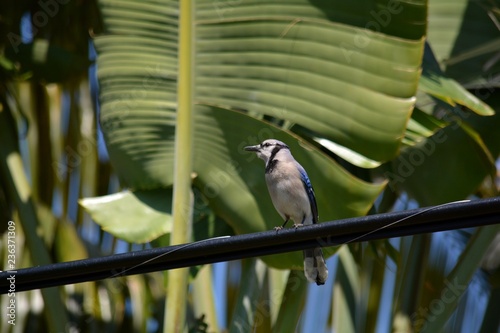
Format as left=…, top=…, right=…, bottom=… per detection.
left=265, top=162, right=312, bottom=224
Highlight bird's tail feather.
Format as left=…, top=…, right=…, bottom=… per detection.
left=303, top=247, right=328, bottom=285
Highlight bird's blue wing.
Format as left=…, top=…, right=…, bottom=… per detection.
left=298, top=166, right=318, bottom=224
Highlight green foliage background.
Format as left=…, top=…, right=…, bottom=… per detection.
left=0, top=0, right=499, bottom=332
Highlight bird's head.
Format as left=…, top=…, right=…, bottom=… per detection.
left=244, top=139, right=289, bottom=163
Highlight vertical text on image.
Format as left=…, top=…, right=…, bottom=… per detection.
left=6, top=220, right=17, bottom=326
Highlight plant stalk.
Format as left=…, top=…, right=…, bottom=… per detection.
left=164, top=0, right=194, bottom=331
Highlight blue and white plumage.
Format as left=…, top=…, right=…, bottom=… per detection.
left=244, top=139, right=328, bottom=285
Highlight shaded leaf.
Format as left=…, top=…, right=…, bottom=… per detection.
left=403, top=108, right=448, bottom=146
left=389, top=93, right=500, bottom=205
left=419, top=42, right=495, bottom=116
left=427, top=0, right=500, bottom=85
left=4, top=40, right=91, bottom=82
left=389, top=126, right=495, bottom=206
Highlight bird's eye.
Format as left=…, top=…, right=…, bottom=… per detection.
left=262, top=142, right=270, bottom=148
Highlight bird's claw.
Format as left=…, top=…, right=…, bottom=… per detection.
left=274, top=226, right=283, bottom=232
left=293, top=223, right=304, bottom=229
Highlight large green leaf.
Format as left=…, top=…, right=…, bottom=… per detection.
left=96, top=0, right=179, bottom=189
left=90, top=0, right=407, bottom=263
left=94, top=0, right=427, bottom=192
left=195, top=6, right=425, bottom=162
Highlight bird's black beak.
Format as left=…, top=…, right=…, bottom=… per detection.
left=244, top=144, right=260, bottom=152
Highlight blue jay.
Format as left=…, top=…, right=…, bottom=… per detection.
left=244, top=139, right=328, bottom=285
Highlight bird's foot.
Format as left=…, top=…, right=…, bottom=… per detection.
left=293, top=223, right=304, bottom=229
left=274, top=226, right=283, bottom=232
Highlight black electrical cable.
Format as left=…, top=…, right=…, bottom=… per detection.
left=1, top=197, right=500, bottom=294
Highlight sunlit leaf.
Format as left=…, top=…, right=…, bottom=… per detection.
left=195, top=16, right=424, bottom=162
left=80, top=189, right=172, bottom=243
left=313, top=137, right=382, bottom=169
